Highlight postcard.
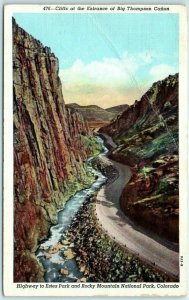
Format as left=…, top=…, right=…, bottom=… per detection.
left=3, top=4, right=187, bottom=297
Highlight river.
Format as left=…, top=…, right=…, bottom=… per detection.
left=36, top=136, right=108, bottom=282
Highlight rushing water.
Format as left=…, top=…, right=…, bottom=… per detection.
left=36, top=136, right=108, bottom=282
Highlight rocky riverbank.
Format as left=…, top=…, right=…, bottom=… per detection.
left=60, top=195, right=171, bottom=282
left=91, top=157, right=119, bottom=185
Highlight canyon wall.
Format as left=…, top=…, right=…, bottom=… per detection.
left=100, top=74, right=179, bottom=242
left=13, top=19, right=100, bottom=282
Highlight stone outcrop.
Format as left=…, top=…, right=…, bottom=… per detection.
left=13, top=19, right=100, bottom=282
left=100, top=74, right=179, bottom=242
left=100, top=74, right=178, bottom=139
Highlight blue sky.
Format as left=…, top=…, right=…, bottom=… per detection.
left=14, top=13, right=179, bottom=107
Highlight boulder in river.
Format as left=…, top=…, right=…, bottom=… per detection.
left=49, top=242, right=63, bottom=254
left=60, top=267, right=69, bottom=276
left=79, top=277, right=87, bottom=282
left=64, top=249, right=75, bottom=260
left=43, top=253, right=52, bottom=259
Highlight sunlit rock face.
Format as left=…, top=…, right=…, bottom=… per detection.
left=100, top=74, right=179, bottom=242
left=13, top=18, right=98, bottom=282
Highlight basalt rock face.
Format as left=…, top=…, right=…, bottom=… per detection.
left=13, top=19, right=98, bottom=282
left=100, top=74, right=179, bottom=242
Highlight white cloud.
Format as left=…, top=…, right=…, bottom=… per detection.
left=60, top=51, right=155, bottom=88
left=59, top=53, right=176, bottom=108
left=149, top=64, right=177, bottom=81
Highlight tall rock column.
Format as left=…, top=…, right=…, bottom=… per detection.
left=13, top=18, right=95, bottom=282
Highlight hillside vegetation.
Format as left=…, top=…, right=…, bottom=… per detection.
left=100, top=74, right=179, bottom=242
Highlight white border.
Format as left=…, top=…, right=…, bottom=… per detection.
left=3, top=4, right=188, bottom=297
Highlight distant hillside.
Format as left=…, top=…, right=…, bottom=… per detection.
left=67, top=103, right=129, bottom=121
left=66, top=103, right=115, bottom=122
left=106, top=104, right=129, bottom=115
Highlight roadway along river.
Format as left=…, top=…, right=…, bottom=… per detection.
left=96, top=134, right=179, bottom=280
left=36, top=134, right=179, bottom=282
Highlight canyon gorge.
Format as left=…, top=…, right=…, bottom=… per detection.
left=13, top=18, right=179, bottom=283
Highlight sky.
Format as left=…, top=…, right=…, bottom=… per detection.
left=14, top=13, right=179, bottom=108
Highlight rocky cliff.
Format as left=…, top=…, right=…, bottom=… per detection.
left=13, top=19, right=100, bottom=282
left=100, top=74, right=179, bottom=242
